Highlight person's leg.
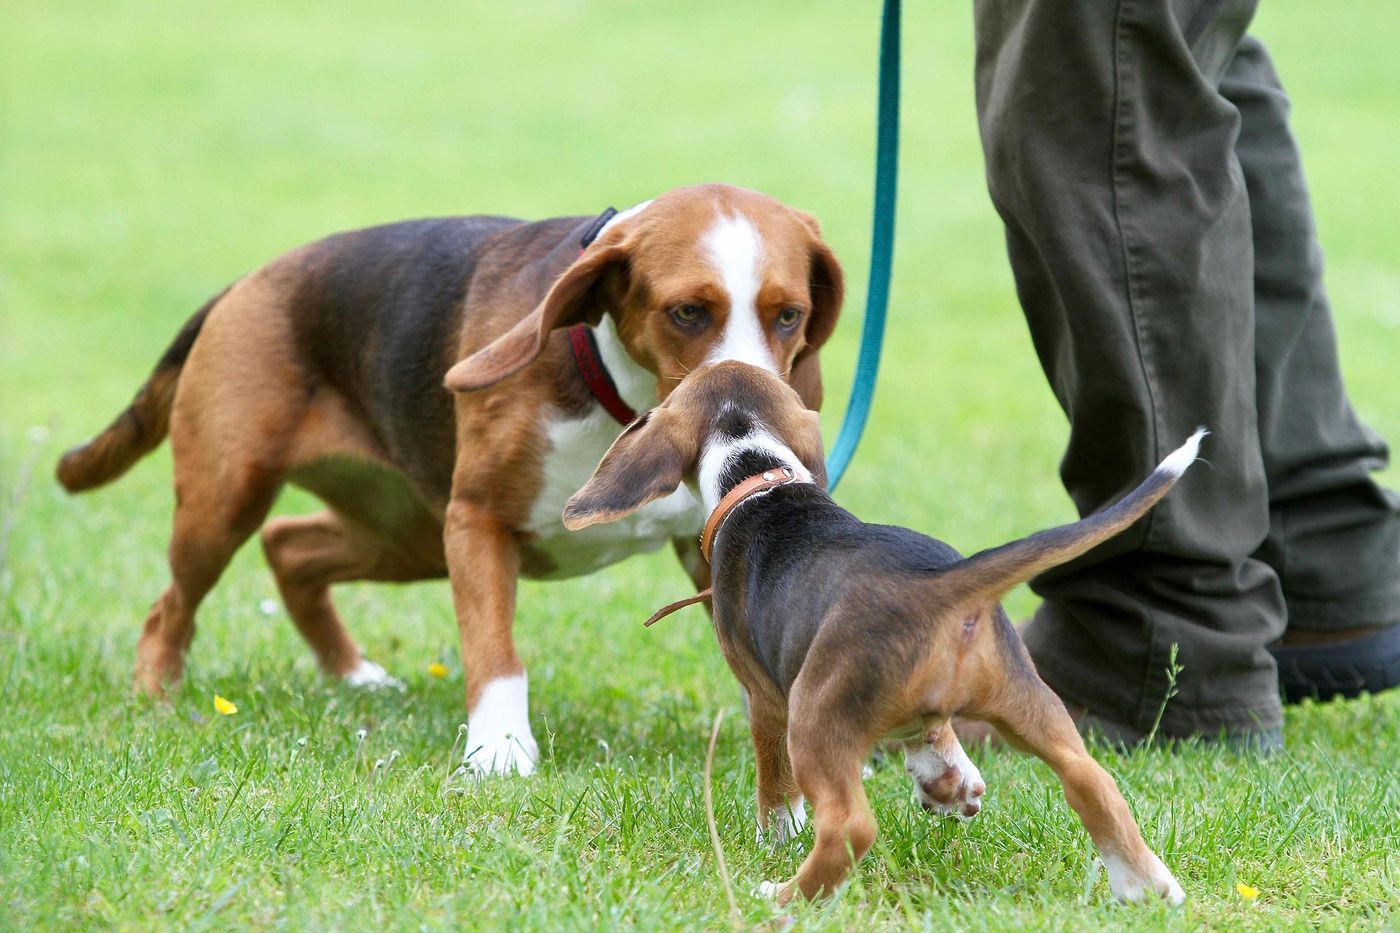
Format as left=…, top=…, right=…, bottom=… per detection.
left=972, top=0, right=1284, bottom=739
left=1223, top=38, right=1400, bottom=700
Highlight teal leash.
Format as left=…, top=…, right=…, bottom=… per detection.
left=826, top=0, right=900, bottom=492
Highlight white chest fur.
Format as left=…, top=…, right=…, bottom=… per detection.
left=521, top=404, right=702, bottom=580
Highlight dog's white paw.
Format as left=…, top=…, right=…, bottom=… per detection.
left=461, top=731, right=538, bottom=777
left=343, top=659, right=404, bottom=691
left=461, top=675, right=538, bottom=777
left=757, top=880, right=785, bottom=900
left=1102, top=850, right=1186, bottom=905
left=906, top=737, right=985, bottom=819
left=757, top=798, right=807, bottom=847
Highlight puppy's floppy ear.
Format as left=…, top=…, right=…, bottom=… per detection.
left=445, top=244, right=627, bottom=393
left=563, top=409, right=698, bottom=530
left=788, top=213, right=844, bottom=410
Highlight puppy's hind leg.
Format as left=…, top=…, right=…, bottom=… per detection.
left=973, top=669, right=1185, bottom=904
left=762, top=719, right=876, bottom=904
left=748, top=694, right=805, bottom=846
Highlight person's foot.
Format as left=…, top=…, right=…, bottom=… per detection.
left=1270, top=623, right=1400, bottom=704
left=953, top=708, right=1282, bottom=753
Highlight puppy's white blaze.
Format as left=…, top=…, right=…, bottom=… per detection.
left=698, top=427, right=814, bottom=513
left=464, top=674, right=539, bottom=777
left=1158, top=427, right=1208, bottom=478
left=702, top=214, right=778, bottom=373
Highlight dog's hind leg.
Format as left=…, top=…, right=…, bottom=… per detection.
left=971, top=664, right=1185, bottom=904
left=136, top=439, right=282, bottom=696
left=261, top=510, right=442, bottom=687
left=134, top=272, right=303, bottom=695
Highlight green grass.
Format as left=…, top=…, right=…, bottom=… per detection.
left=3, top=0, right=1399, bottom=928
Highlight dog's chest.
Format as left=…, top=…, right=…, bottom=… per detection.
left=520, top=407, right=702, bottom=579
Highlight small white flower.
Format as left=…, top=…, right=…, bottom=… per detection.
left=258, top=598, right=279, bottom=617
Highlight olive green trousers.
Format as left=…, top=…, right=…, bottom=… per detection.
left=973, top=0, right=1400, bottom=736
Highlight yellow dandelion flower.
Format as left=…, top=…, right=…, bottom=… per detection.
left=213, top=694, right=238, bottom=716
left=427, top=662, right=449, bottom=679
left=1236, top=882, right=1259, bottom=901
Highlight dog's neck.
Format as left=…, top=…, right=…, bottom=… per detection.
left=589, top=315, right=658, bottom=417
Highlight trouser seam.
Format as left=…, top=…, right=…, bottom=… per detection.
left=1111, top=0, right=1165, bottom=549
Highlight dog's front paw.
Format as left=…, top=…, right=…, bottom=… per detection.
left=1102, top=850, right=1186, bottom=905
left=461, top=729, right=539, bottom=777
left=906, top=739, right=985, bottom=819
left=343, top=659, right=405, bottom=691
left=461, top=675, right=537, bottom=777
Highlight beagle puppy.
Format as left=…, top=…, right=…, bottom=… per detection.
left=56, top=184, right=843, bottom=776
left=564, top=361, right=1193, bottom=905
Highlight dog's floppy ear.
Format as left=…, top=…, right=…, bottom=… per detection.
left=563, top=409, right=698, bottom=530
left=788, top=214, right=844, bottom=410
left=445, top=244, right=627, bottom=393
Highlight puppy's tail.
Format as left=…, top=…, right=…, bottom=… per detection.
left=933, top=429, right=1207, bottom=604
left=55, top=286, right=229, bottom=493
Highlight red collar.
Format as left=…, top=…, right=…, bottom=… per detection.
left=569, top=207, right=639, bottom=427
left=568, top=324, right=638, bottom=426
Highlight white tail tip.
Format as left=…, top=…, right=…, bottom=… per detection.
left=1157, top=427, right=1208, bottom=478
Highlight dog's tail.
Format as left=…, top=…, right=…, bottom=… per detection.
left=932, top=429, right=1206, bottom=604
left=55, top=286, right=230, bottom=493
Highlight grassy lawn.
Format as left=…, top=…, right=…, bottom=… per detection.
left=3, top=0, right=1398, bottom=928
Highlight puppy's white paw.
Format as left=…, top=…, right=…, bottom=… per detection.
left=757, top=880, right=784, bottom=900
left=906, top=739, right=985, bottom=819
left=1103, top=850, right=1186, bottom=905
left=343, top=659, right=404, bottom=691
left=757, top=798, right=807, bottom=847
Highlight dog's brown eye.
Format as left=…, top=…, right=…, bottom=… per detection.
left=776, top=307, right=803, bottom=329
left=670, top=304, right=706, bottom=327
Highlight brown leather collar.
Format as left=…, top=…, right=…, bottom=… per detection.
left=644, top=465, right=808, bottom=627
left=700, top=465, right=804, bottom=563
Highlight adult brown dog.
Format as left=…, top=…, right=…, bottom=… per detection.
left=56, top=184, right=843, bottom=775
left=564, top=361, right=1192, bottom=904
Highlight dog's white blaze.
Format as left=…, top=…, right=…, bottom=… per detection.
left=1158, top=427, right=1207, bottom=478
left=1101, top=849, right=1186, bottom=905
left=465, top=674, right=539, bottom=776
left=702, top=214, right=777, bottom=373
left=698, top=425, right=814, bottom=513
left=343, top=658, right=403, bottom=691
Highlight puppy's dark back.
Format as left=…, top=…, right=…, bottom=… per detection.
left=713, top=485, right=966, bottom=698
